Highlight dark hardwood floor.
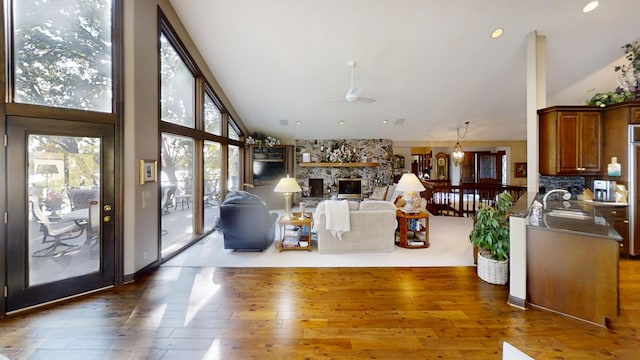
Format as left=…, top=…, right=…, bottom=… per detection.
left=1, top=260, right=639, bottom=359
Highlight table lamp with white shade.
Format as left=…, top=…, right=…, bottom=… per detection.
left=395, top=173, right=426, bottom=213
left=273, top=175, right=302, bottom=220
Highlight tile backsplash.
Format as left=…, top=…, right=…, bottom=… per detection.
left=539, top=176, right=586, bottom=197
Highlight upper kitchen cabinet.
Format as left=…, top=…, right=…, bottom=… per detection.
left=538, top=107, right=602, bottom=176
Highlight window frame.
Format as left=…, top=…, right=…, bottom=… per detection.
left=157, top=9, right=246, bottom=258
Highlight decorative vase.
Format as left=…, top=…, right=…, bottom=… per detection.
left=477, top=251, right=509, bottom=285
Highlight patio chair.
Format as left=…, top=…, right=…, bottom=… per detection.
left=30, top=195, right=86, bottom=257
left=161, top=185, right=177, bottom=214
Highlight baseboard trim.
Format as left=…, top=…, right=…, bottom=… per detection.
left=508, top=295, right=527, bottom=310
left=124, top=260, right=160, bottom=284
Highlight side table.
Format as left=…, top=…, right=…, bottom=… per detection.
left=396, top=210, right=429, bottom=248
left=278, top=212, right=313, bottom=252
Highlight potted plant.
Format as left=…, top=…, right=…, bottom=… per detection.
left=586, top=41, right=640, bottom=107
left=469, top=192, right=513, bottom=285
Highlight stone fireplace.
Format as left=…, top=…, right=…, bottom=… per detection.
left=308, top=178, right=324, bottom=197
left=294, top=139, right=393, bottom=204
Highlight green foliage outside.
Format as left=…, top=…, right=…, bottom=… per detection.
left=16, top=0, right=224, bottom=190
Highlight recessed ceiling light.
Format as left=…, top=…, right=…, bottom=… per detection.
left=382, top=119, right=389, bottom=124
left=295, top=120, right=302, bottom=125
left=583, top=1, right=599, bottom=13
left=491, top=28, right=504, bottom=39
left=338, top=120, right=345, bottom=125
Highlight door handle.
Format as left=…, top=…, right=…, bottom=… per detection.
left=104, top=204, right=112, bottom=211
left=103, top=216, right=111, bottom=223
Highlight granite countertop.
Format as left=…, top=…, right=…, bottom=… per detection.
left=526, top=199, right=622, bottom=241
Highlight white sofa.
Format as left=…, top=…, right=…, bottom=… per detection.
left=313, top=200, right=397, bottom=254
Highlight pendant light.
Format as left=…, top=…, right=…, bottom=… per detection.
left=452, top=122, right=469, bottom=167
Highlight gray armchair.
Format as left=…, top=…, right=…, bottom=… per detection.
left=220, top=191, right=278, bottom=251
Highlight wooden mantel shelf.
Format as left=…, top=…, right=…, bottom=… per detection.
left=298, top=162, right=379, bottom=168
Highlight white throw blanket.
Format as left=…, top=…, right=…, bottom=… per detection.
left=325, top=200, right=350, bottom=240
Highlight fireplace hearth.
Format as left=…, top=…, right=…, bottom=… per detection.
left=308, top=178, right=324, bottom=197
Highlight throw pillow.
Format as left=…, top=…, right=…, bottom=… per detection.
left=369, top=186, right=388, bottom=200
left=385, top=183, right=397, bottom=202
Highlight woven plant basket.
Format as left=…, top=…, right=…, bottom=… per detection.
left=477, top=251, right=509, bottom=285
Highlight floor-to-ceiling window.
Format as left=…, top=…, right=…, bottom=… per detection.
left=158, top=11, right=245, bottom=259
left=203, top=93, right=222, bottom=232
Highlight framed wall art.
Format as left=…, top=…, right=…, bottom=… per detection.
left=139, top=159, right=157, bottom=185
left=514, top=162, right=527, bottom=178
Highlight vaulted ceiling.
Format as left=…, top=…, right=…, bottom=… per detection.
left=169, top=0, right=640, bottom=142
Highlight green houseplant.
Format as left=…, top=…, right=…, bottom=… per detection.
left=469, top=192, right=513, bottom=285
left=586, top=41, right=640, bottom=107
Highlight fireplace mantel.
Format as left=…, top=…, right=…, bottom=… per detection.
left=295, top=139, right=393, bottom=199
left=298, top=162, right=379, bottom=168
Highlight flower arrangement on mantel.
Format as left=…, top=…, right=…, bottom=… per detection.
left=321, top=143, right=360, bottom=163
left=245, top=133, right=279, bottom=147
left=586, top=41, right=640, bottom=107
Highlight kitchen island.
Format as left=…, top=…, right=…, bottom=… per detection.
left=526, top=200, right=622, bottom=327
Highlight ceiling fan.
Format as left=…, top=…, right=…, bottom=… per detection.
left=339, top=61, right=375, bottom=103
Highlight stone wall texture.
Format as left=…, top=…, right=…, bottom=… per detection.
left=294, top=139, right=394, bottom=198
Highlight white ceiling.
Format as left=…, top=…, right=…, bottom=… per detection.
left=169, top=0, right=640, bottom=143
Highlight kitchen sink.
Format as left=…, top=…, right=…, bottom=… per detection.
left=545, top=209, right=593, bottom=220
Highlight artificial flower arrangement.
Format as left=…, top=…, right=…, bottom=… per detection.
left=245, top=133, right=280, bottom=147
left=323, top=143, right=359, bottom=163
left=586, top=41, right=640, bottom=107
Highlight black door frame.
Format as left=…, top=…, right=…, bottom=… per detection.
left=5, top=116, right=116, bottom=312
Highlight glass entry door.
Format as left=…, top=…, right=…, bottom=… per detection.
left=6, top=116, right=115, bottom=312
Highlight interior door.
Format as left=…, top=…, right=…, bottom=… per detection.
left=460, top=152, right=475, bottom=183
left=5, top=116, right=115, bottom=312
left=477, top=152, right=503, bottom=183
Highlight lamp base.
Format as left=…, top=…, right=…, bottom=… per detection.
left=401, top=191, right=421, bottom=214
left=281, top=212, right=294, bottom=221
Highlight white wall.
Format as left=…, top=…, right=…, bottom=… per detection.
left=123, top=0, right=160, bottom=275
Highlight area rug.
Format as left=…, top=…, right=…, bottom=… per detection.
left=164, top=215, right=475, bottom=268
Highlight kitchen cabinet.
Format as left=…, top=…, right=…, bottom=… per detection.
left=527, top=226, right=619, bottom=327
left=538, top=107, right=602, bottom=175
left=594, top=205, right=629, bottom=257
left=631, top=107, right=640, bottom=123
left=600, top=102, right=640, bottom=255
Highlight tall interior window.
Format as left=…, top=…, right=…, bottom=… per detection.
left=204, top=94, right=221, bottom=136
left=228, top=119, right=240, bottom=141
left=160, top=33, right=194, bottom=128
left=160, top=134, right=194, bottom=256
left=159, top=30, right=196, bottom=256
left=227, top=119, right=240, bottom=191
left=204, top=140, right=221, bottom=232
left=203, top=93, right=222, bottom=232
left=228, top=144, right=240, bottom=191
left=13, top=0, right=113, bottom=112
left=159, top=12, right=244, bottom=258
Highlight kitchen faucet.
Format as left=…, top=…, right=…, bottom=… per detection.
left=542, top=189, right=570, bottom=210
